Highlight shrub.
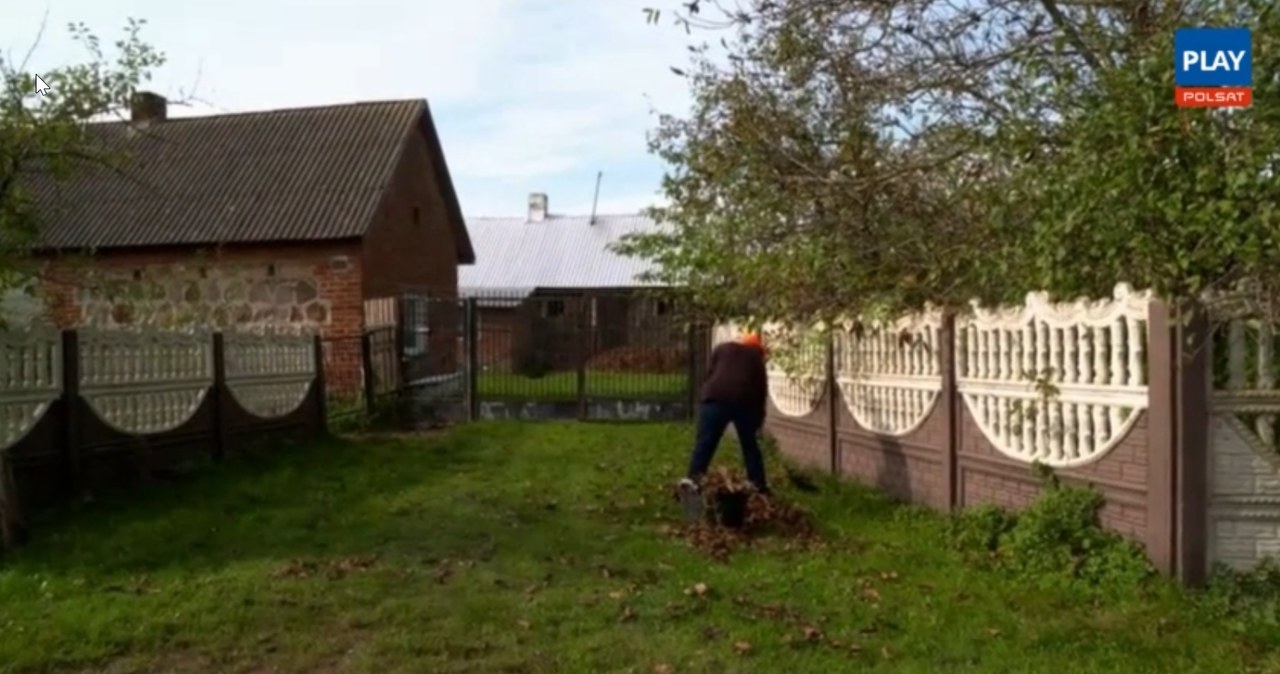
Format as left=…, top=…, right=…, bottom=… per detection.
left=950, top=467, right=1153, bottom=592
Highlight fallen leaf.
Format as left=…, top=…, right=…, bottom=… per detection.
left=620, top=606, right=637, bottom=622
left=986, top=628, right=1002, bottom=637
left=733, top=641, right=752, bottom=655
left=686, top=582, right=709, bottom=597
left=879, top=571, right=899, bottom=581
left=802, top=626, right=823, bottom=642
left=517, top=619, right=531, bottom=630
left=654, top=664, right=673, bottom=674
left=609, top=591, right=626, bottom=600
left=861, top=587, right=881, bottom=602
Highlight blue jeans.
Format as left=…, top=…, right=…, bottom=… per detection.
left=687, top=402, right=768, bottom=492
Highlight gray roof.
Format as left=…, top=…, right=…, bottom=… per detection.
left=24, top=98, right=475, bottom=263
left=459, top=213, right=664, bottom=298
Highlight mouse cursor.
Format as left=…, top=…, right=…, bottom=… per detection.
left=34, top=74, right=50, bottom=96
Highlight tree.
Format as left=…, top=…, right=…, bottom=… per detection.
left=0, top=18, right=166, bottom=318
left=625, top=0, right=1280, bottom=321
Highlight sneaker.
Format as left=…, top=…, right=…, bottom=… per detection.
left=677, top=478, right=704, bottom=523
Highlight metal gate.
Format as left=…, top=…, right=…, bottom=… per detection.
left=397, top=295, right=468, bottom=425
left=359, top=291, right=705, bottom=427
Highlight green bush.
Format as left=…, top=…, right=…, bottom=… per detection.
left=950, top=466, right=1153, bottom=592
left=1201, top=558, right=1280, bottom=642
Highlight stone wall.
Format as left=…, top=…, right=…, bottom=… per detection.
left=38, top=241, right=366, bottom=392
left=72, top=261, right=333, bottom=331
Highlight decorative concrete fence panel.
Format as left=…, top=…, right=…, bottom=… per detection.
left=1206, top=307, right=1280, bottom=571
left=0, top=327, right=327, bottom=552
left=224, top=331, right=318, bottom=418
left=78, top=329, right=214, bottom=434
left=0, top=330, right=61, bottom=451
left=713, top=283, right=1224, bottom=583
left=836, top=311, right=944, bottom=437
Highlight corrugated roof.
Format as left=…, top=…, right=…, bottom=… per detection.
left=458, top=213, right=664, bottom=297
left=24, top=98, right=475, bottom=262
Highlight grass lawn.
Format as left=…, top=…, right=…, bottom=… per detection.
left=1, top=422, right=1277, bottom=673
left=477, top=370, right=687, bottom=401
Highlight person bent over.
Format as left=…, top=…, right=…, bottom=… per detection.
left=678, top=332, right=770, bottom=510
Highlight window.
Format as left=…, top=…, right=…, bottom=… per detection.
left=402, top=295, right=431, bottom=356
left=412, top=206, right=421, bottom=225
left=542, top=300, right=565, bottom=318
left=654, top=300, right=670, bottom=316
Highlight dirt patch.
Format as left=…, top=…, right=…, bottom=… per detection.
left=587, top=345, right=689, bottom=373
left=272, top=555, right=379, bottom=581
left=664, top=470, right=824, bottom=561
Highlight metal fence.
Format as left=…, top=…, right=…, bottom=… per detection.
left=344, top=291, right=709, bottom=425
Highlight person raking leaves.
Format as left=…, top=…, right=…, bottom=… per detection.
left=677, top=331, right=770, bottom=519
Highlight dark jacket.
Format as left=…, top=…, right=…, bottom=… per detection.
left=699, top=342, right=769, bottom=422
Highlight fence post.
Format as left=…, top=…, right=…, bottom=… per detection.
left=826, top=330, right=839, bottom=475
left=313, top=334, right=329, bottom=435
left=464, top=298, right=479, bottom=421
left=60, top=330, right=83, bottom=502
left=0, top=446, right=22, bottom=551
left=576, top=297, right=588, bottom=421
left=361, top=331, right=376, bottom=417
left=210, top=333, right=227, bottom=461
left=938, top=312, right=959, bottom=512
left=1146, top=298, right=1211, bottom=584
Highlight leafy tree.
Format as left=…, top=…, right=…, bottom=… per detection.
left=626, top=0, right=1280, bottom=321
left=0, top=18, right=165, bottom=314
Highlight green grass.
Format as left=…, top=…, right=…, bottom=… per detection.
left=0, top=422, right=1277, bottom=673
left=477, top=370, right=687, bottom=401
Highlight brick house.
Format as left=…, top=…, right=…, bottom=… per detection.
left=460, top=192, right=673, bottom=373
left=26, top=93, right=475, bottom=393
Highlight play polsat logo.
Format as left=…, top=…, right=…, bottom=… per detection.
left=1174, top=27, right=1252, bottom=108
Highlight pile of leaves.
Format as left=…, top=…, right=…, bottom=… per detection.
left=587, top=345, right=688, bottom=373
left=666, top=468, right=822, bottom=561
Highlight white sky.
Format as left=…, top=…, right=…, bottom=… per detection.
left=2, top=0, right=705, bottom=217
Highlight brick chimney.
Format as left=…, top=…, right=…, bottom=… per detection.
left=527, top=192, right=548, bottom=222
left=130, top=91, right=167, bottom=125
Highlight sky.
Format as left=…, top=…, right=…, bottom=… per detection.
left=1, top=0, right=705, bottom=217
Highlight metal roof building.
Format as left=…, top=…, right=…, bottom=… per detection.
left=459, top=193, right=665, bottom=303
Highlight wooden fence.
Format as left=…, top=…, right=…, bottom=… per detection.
left=718, top=283, right=1280, bottom=585
left=0, top=328, right=327, bottom=550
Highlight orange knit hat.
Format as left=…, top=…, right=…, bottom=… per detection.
left=740, top=332, right=764, bottom=350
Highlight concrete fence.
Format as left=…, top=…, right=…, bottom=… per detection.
left=0, top=327, right=327, bottom=551
left=718, top=283, right=1280, bottom=585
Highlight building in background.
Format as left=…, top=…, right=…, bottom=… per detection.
left=24, top=93, right=475, bottom=392
left=460, top=192, right=675, bottom=373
